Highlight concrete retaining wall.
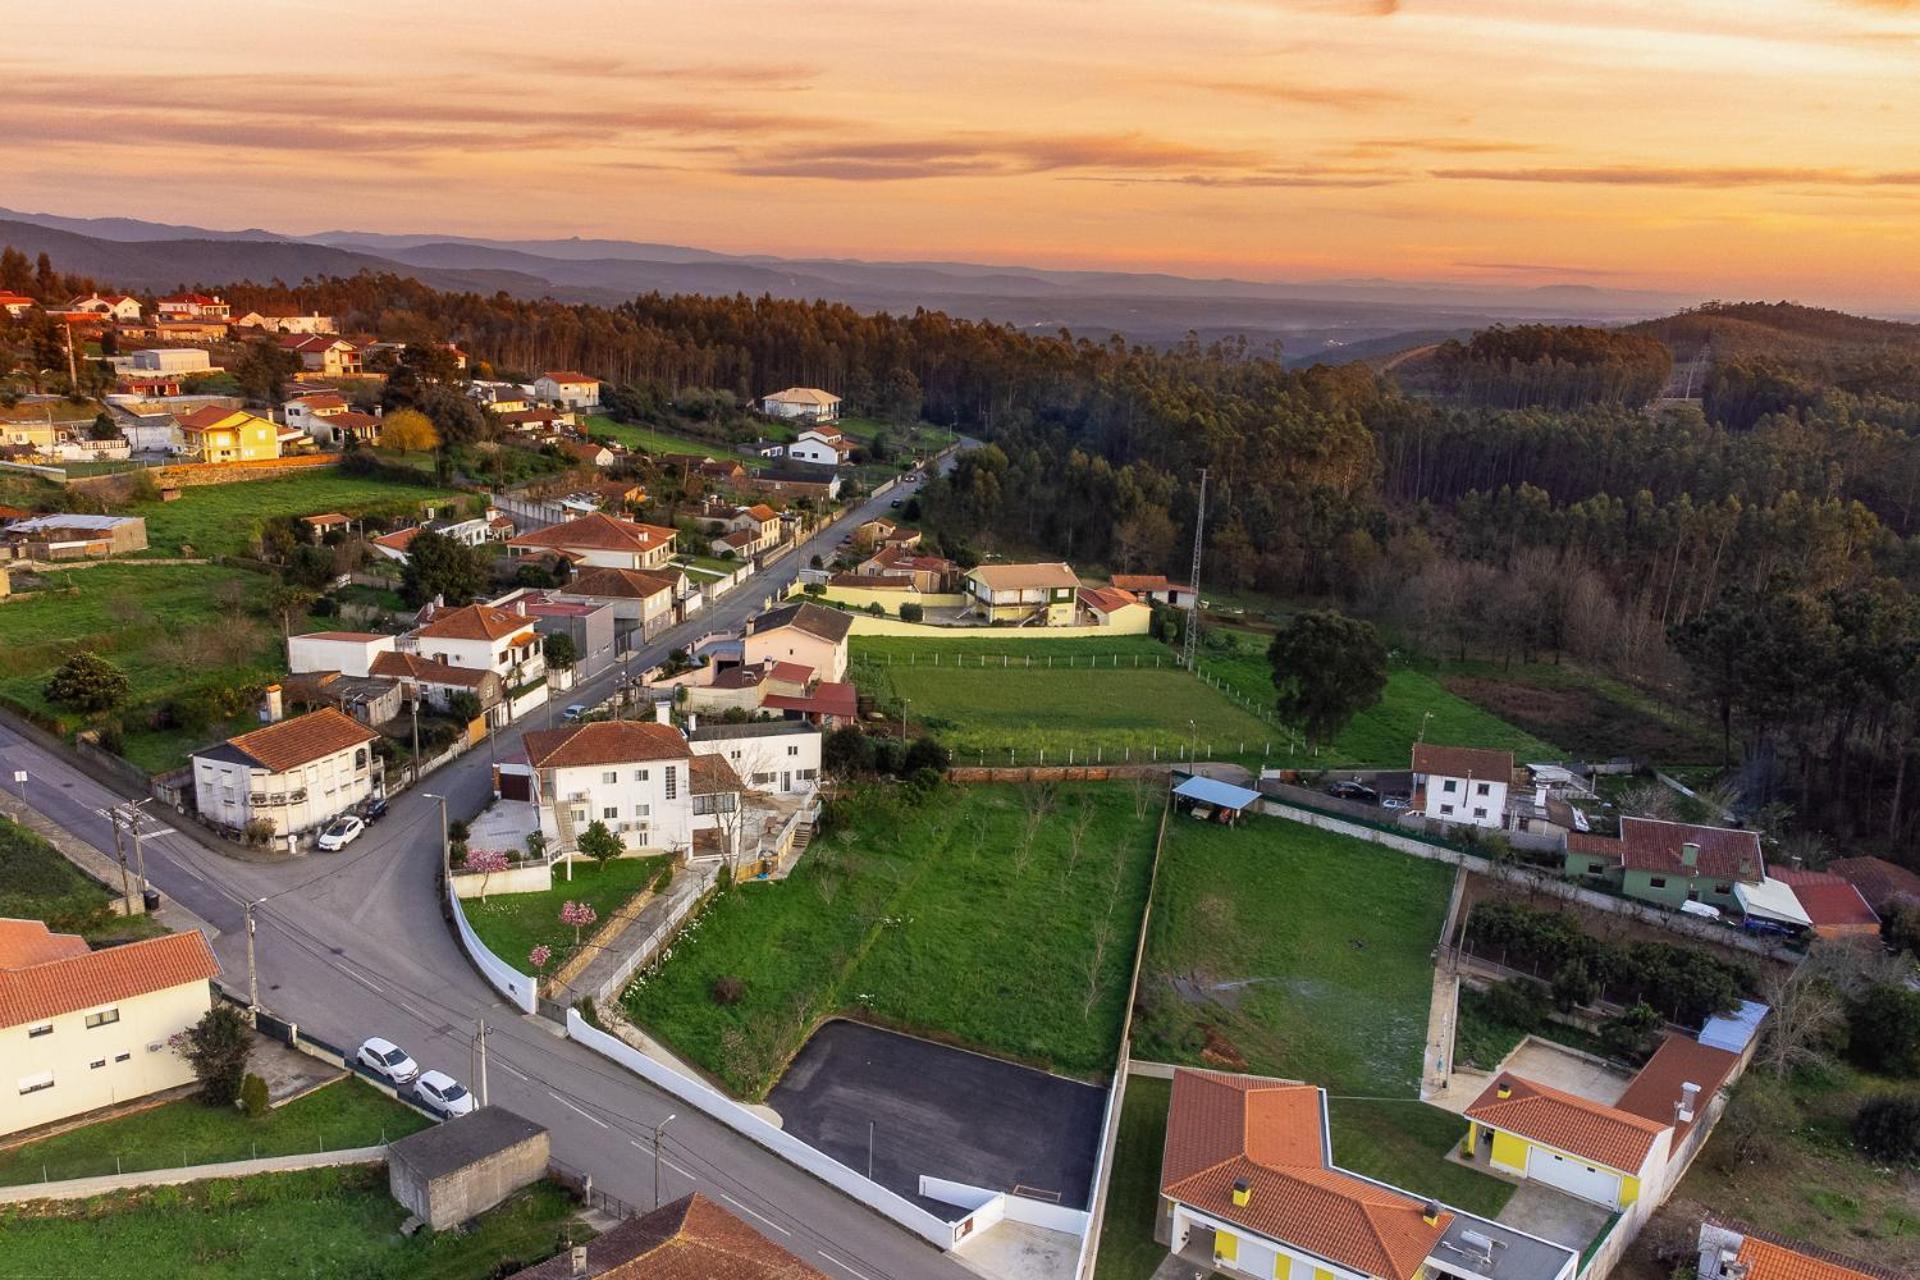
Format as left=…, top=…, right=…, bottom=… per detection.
left=447, top=873, right=538, bottom=1013
left=565, top=1009, right=960, bottom=1249
left=451, top=862, right=552, bottom=898
left=845, top=615, right=1151, bottom=638
left=0, top=1145, right=385, bottom=1205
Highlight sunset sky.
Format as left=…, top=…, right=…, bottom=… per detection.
left=6, top=0, right=1920, bottom=306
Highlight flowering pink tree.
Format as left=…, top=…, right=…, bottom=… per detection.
left=528, top=944, right=552, bottom=973
left=560, top=900, right=598, bottom=947
left=465, top=849, right=510, bottom=902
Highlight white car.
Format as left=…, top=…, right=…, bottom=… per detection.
left=562, top=703, right=589, bottom=722
left=316, top=815, right=365, bottom=852
left=1380, top=797, right=1408, bottom=811
left=355, top=1036, right=420, bottom=1085
left=412, top=1070, right=476, bottom=1120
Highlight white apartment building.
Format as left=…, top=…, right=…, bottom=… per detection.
left=408, top=601, right=548, bottom=719
left=519, top=718, right=742, bottom=862
left=191, top=705, right=383, bottom=838
left=688, top=719, right=822, bottom=796
left=1, top=921, right=221, bottom=1137
left=533, top=371, right=601, bottom=409
left=1411, top=742, right=1515, bottom=829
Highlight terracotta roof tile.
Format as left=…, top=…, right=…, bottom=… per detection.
left=1826, top=856, right=1920, bottom=914
left=967, top=562, right=1080, bottom=592
left=564, top=566, right=681, bottom=601
left=1410, top=743, right=1514, bottom=781
left=1465, top=1073, right=1668, bottom=1173
left=0, top=928, right=219, bottom=1029
left=507, top=1192, right=825, bottom=1279
left=508, top=513, right=675, bottom=556
left=415, top=603, right=535, bottom=642
left=1613, top=1032, right=1739, bottom=1149
left=1078, top=586, right=1142, bottom=614
left=1770, top=869, right=1880, bottom=929
left=1160, top=1069, right=1448, bottom=1280
left=751, top=601, right=852, bottom=644
left=763, top=680, right=857, bottom=721
left=690, top=753, right=742, bottom=795
left=208, top=707, right=380, bottom=773
left=0, top=919, right=92, bottom=969
left=523, top=721, right=691, bottom=769
left=1112, top=573, right=1186, bottom=592
left=1705, top=1217, right=1910, bottom=1280
left=1568, top=817, right=1762, bottom=881
left=371, top=650, right=498, bottom=691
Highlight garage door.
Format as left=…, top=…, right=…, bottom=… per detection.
left=1525, top=1145, right=1621, bottom=1208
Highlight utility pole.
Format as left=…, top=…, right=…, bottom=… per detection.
left=900, top=698, right=910, bottom=742
left=424, top=793, right=449, bottom=878
left=475, top=1019, right=489, bottom=1107
left=108, top=807, right=133, bottom=915
left=653, top=1113, right=677, bottom=1208
left=245, top=900, right=260, bottom=1011
left=1182, top=467, right=1208, bottom=671
left=62, top=321, right=77, bottom=390
left=410, top=696, right=421, bottom=787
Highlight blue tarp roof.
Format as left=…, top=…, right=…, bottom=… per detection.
left=1172, top=775, right=1264, bottom=811
left=1699, top=999, right=1769, bottom=1054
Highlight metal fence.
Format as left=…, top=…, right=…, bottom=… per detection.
left=548, top=1156, right=642, bottom=1220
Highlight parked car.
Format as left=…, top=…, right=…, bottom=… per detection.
left=362, top=795, right=389, bottom=822
left=889, top=499, right=903, bottom=508
left=1380, top=796, right=1408, bottom=811
left=316, top=815, right=366, bottom=852
left=562, top=703, right=589, bottom=722
left=412, top=1070, right=476, bottom=1120
left=1324, top=780, right=1379, bottom=803
left=355, top=1037, right=420, bottom=1085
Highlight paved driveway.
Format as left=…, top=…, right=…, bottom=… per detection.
left=1496, top=1039, right=1633, bottom=1104
left=1495, top=1182, right=1616, bottom=1254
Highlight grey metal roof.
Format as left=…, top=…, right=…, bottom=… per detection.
left=1430, top=1211, right=1579, bottom=1280
left=688, top=720, right=818, bottom=742
left=388, top=1106, right=546, bottom=1180
left=5, top=513, right=141, bottom=531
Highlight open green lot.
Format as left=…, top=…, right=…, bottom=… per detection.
left=584, top=415, right=769, bottom=467
left=0, top=1077, right=427, bottom=1186
left=1093, top=1076, right=1175, bottom=1280
left=462, top=855, right=668, bottom=977
left=623, top=782, right=1161, bottom=1098
left=1134, top=814, right=1450, bottom=1097
left=0, top=815, right=163, bottom=944
left=851, top=636, right=1284, bottom=765
left=132, top=470, right=462, bottom=557
left=1196, top=628, right=1556, bottom=766
left=0, top=1166, right=586, bottom=1279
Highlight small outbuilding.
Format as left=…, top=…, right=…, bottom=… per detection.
left=1172, top=774, right=1264, bottom=825
left=387, top=1106, right=550, bottom=1231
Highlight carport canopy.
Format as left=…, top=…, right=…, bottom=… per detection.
left=1172, top=775, right=1263, bottom=814
left=1735, top=878, right=1813, bottom=928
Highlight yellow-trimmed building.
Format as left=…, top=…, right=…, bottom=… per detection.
left=964, top=562, right=1081, bottom=626
left=178, top=405, right=281, bottom=463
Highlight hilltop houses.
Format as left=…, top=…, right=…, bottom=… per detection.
left=506, top=512, right=677, bottom=572
left=533, top=371, right=600, bottom=410
left=760, top=386, right=841, bottom=424
left=785, top=424, right=853, bottom=466
left=177, top=405, right=280, bottom=463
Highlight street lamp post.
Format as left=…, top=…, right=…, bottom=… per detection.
left=423, top=792, right=449, bottom=877
left=653, top=1113, right=677, bottom=1208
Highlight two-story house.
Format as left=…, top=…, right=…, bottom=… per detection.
left=67, top=293, right=144, bottom=322
left=742, top=601, right=851, bottom=682
left=533, top=371, right=601, bottom=409
left=191, top=706, right=382, bottom=838
left=556, top=565, right=691, bottom=647
left=784, top=425, right=853, bottom=467
left=408, top=601, right=548, bottom=718
left=964, top=562, right=1081, bottom=626
left=1410, top=743, right=1514, bottom=830
left=177, top=405, right=281, bottom=463
left=688, top=719, right=822, bottom=796
left=1, top=920, right=221, bottom=1138
left=506, top=512, right=678, bottom=571
left=156, top=292, right=230, bottom=320
left=759, top=386, right=841, bottom=423
left=518, top=718, right=742, bottom=862
left=279, top=335, right=362, bottom=377
left=1564, top=817, right=1764, bottom=912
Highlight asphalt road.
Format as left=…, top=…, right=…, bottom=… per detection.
left=0, top=457, right=980, bottom=1280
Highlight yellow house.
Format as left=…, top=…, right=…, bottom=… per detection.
left=965, top=562, right=1081, bottom=626
left=1, top=920, right=221, bottom=1137
left=178, top=404, right=280, bottom=463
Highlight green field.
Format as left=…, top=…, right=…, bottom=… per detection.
left=1135, top=814, right=1451, bottom=1097
left=1093, top=1077, right=1175, bottom=1280
left=623, top=782, right=1161, bottom=1097
left=132, top=471, right=463, bottom=557
left=1196, top=628, right=1557, bottom=766
left=0, top=815, right=164, bottom=943
left=0, top=1167, right=585, bottom=1279
left=583, top=415, right=769, bottom=467
left=462, top=855, right=668, bottom=977
left=851, top=636, right=1284, bottom=765
left=0, top=1078, right=427, bottom=1186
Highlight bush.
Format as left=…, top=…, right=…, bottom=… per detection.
left=242, top=817, right=277, bottom=846
left=711, top=976, right=746, bottom=1005
left=902, top=736, right=951, bottom=775
left=899, top=602, right=924, bottom=623
left=1600, top=1001, right=1664, bottom=1063
left=866, top=602, right=885, bottom=616
left=43, top=651, right=131, bottom=713
left=1848, top=984, right=1920, bottom=1077
left=176, top=1005, right=253, bottom=1106
left=240, top=1072, right=270, bottom=1118
left=1480, top=977, right=1549, bottom=1030
left=1852, top=1094, right=1920, bottom=1162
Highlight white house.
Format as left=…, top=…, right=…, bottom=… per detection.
left=555, top=565, right=689, bottom=648
left=688, top=720, right=821, bottom=796
left=759, top=387, right=841, bottom=423
left=1411, top=743, right=1513, bottom=829
left=130, top=348, right=212, bottom=374
left=279, top=335, right=361, bottom=377
left=742, top=601, right=852, bottom=682
left=518, top=718, right=743, bottom=862
left=1110, top=574, right=1198, bottom=608
left=232, top=312, right=336, bottom=335
left=505, top=512, right=677, bottom=571
left=67, top=293, right=144, bottom=322
left=0, top=920, right=220, bottom=1138
left=288, top=630, right=399, bottom=679
left=407, top=601, right=548, bottom=717
left=156, top=293, right=229, bottom=320
left=533, top=371, right=601, bottom=410
left=191, top=706, right=383, bottom=838
left=784, top=426, right=853, bottom=467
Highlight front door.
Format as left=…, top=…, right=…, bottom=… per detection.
left=781, top=770, right=791, bottom=792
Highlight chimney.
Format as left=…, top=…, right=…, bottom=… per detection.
left=654, top=699, right=672, bottom=725
left=262, top=684, right=284, bottom=724
left=1680, top=841, right=1699, bottom=869
left=1677, top=1081, right=1701, bottom=1125
left=1422, top=1200, right=1442, bottom=1227
left=570, top=1244, right=589, bottom=1277
left=1230, top=1178, right=1251, bottom=1208
left=1496, top=1078, right=1513, bottom=1100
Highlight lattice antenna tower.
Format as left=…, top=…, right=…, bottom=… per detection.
left=1181, top=468, right=1207, bottom=670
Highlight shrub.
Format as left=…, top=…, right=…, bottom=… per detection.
left=652, top=867, right=672, bottom=894
left=1852, top=1094, right=1920, bottom=1163
left=43, top=651, right=130, bottom=713
left=242, top=816, right=277, bottom=846
left=240, top=1072, right=270, bottom=1118
left=1848, top=983, right=1920, bottom=1077
left=175, top=1004, right=253, bottom=1106
left=902, top=736, right=951, bottom=775
left=1480, top=977, right=1549, bottom=1030
left=711, top=976, right=747, bottom=1005
left=866, top=602, right=885, bottom=615
left=899, top=602, right=924, bottom=623
left=1600, top=1001, right=1664, bottom=1063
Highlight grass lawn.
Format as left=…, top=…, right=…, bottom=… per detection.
left=1328, top=1098, right=1512, bottom=1218
left=1196, top=629, right=1556, bottom=766
left=584, top=415, right=769, bottom=467
left=132, top=471, right=462, bottom=557
left=851, top=636, right=1284, bottom=766
left=462, top=855, right=668, bottom=977
left=1134, top=815, right=1451, bottom=1097
left=0, top=815, right=165, bottom=944
left=0, top=1078, right=428, bottom=1186
left=676, top=553, right=741, bottom=576
left=1094, top=1077, right=1173, bottom=1280
left=0, top=1166, right=587, bottom=1279
left=623, top=782, right=1161, bottom=1098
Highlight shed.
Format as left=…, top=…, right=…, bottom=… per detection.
left=1698, top=1000, right=1769, bottom=1056
left=1172, top=774, right=1264, bottom=825
left=387, top=1106, right=550, bottom=1231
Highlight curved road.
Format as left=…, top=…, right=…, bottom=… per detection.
left=0, top=460, right=977, bottom=1280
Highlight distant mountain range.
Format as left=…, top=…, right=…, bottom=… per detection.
left=0, top=205, right=1705, bottom=360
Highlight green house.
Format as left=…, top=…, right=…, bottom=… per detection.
left=1564, top=817, right=1763, bottom=912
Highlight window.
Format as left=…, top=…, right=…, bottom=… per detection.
left=787, top=745, right=800, bottom=757
left=1648, top=877, right=1668, bottom=889
left=602, top=771, right=618, bottom=785
left=1588, top=861, right=1606, bottom=875
left=602, top=806, right=619, bottom=821
left=570, top=809, right=587, bottom=826
left=633, top=769, right=649, bottom=782
left=634, top=804, right=650, bottom=818
left=90, top=1059, right=106, bottom=1070
left=85, top=1008, right=120, bottom=1029
left=754, top=772, right=774, bottom=785
left=1440, top=804, right=1455, bottom=815
left=1476, top=782, right=1491, bottom=796
left=1713, top=882, right=1733, bottom=895
left=27, top=1024, right=51, bottom=1039
left=354, top=748, right=367, bottom=771
left=1473, top=808, right=1488, bottom=819
left=16, top=1072, right=53, bottom=1095
left=1442, top=779, right=1458, bottom=794
left=664, top=766, right=677, bottom=800
left=114, top=1053, right=130, bottom=1063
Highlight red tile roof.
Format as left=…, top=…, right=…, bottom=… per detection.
left=371, top=651, right=498, bottom=690
left=1769, top=868, right=1880, bottom=930
left=0, top=927, right=219, bottom=1030
left=1078, top=586, right=1142, bottom=614
left=763, top=680, right=857, bottom=722
left=302, top=511, right=351, bottom=526
left=374, top=526, right=421, bottom=552
left=506, top=1192, right=825, bottom=1279
left=1111, top=573, right=1181, bottom=591
left=690, top=753, right=743, bottom=795
left=415, top=603, right=535, bottom=643
left=1568, top=817, right=1762, bottom=881
left=564, top=566, right=681, bottom=601
left=1704, top=1217, right=1909, bottom=1280
left=766, top=661, right=814, bottom=686
left=209, top=707, right=380, bottom=773
left=1410, top=743, right=1514, bottom=781
left=1613, top=1032, right=1739, bottom=1150
left=1465, top=1073, right=1668, bottom=1173
left=523, top=720, right=691, bottom=769
left=0, top=919, right=92, bottom=969
left=1826, top=856, right=1920, bottom=913
left=507, top=512, right=675, bottom=556
left=540, top=370, right=596, bottom=383
left=1161, top=1069, right=1449, bottom=1280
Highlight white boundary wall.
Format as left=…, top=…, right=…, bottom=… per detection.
left=565, top=1009, right=961, bottom=1249
left=448, top=874, right=538, bottom=1013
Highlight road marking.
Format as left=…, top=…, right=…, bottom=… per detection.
left=393, top=999, right=429, bottom=1021
left=338, top=966, right=385, bottom=995
left=816, top=1250, right=877, bottom=1280
left=721, top=1193, right=792, bottom=1235
left=498, top=1062, right=529, bottom=1082
left=547, top=1090, right=610, bottom=1129
left=662, top=1155, right=697, bottom=1181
